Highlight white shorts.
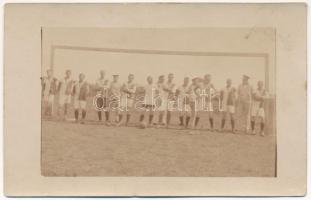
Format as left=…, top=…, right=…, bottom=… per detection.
left=204, top=100, right=214, bottom=112
left=156, top=97, right=168, bottom=111
left=195, top=99, right=212, bottom=111
left=74, top=100, right=87, bottom=110
left=221, top=104, right=235, bottom=114
left=127, top=98, right=134, bottom=109
left=120, top=97, right=134, bottom=111
left=59, top=94, right=71, bottom=106
left=156, top=99, right=177, bottom=111
left=251, top=103, right=265, bottom=118
left=177, top=99, right=191, bottom=111
left=179, top=104, right=191, bottom=112
left=167, top=100, right=177, bottom=111
left=43, top=94, right=54, bottom=104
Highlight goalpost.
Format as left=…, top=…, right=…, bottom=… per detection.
left=50, top=44, right=270, bottom=91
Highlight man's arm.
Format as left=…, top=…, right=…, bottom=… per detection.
left=122, top=84, right=133, bottom=95
left=95, top=80, right=100, bottom=91
left=162, top=84, right=170, bottom=93
left=41, top=78, right=46, bottom=92
left=72, top=83, right=76, bottom=96
left=194, top=87, right=201, bottom=96
left=210, top=85, right=218, bottom=99
left=129, top=84, right=137, bottom=94
left=175, top=87, right=181, bottom=97
left=53, top=78, right=59, bottom=94
left=170, top=84, right=177, bottom=94
left=219, top=89, right=224, bottom=101
left=237, top=85, right=241, bottom=96
left=86, top=83, right=90, bottom=95
left=263, top=90, right=270, bottom=99
left=57, top=80, right=62, bottom=93
left=69, top=80, right=74, bottom=95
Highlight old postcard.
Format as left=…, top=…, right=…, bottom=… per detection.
left=4, top=3, right=307, bottom=196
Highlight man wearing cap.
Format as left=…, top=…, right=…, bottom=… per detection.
left=109, top=74, right=122, bottom=126
left=238, top=75, right=253, bottom=133
left=72, top=73, right=89, bottom=123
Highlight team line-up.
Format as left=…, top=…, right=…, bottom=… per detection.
left=41, top=69, right=270, bottom=136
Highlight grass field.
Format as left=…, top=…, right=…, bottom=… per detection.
left=41, top=111, right=276, bottom=177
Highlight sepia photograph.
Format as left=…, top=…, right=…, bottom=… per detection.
left=4, top=3, right=307, bottom=196
left=41, top=27, right=276, bottom=177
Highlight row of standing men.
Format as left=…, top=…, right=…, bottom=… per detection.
left=42, top=69, right=269, bottom=136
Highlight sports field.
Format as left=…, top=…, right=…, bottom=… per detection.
left=41, top=111, right=276, bottom=177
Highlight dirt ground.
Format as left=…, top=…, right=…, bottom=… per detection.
left=41, top=114, right=276, bottom=177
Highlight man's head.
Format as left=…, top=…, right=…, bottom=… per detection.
left=47, top=69, right=53, bottom=78
left=193, top=77, right=200, bottom=86
left=204, top=74, right=211, bottom=84
left=242, top=75, right=250, bottom=84
left=192, top=77, right=196, bottom=84
left=113, top=75, right=119, bottom=82
left=183, top=77, right=190, bottom=86
left=197, top=78, right=204, bottom=88
left=158, top=75, right=165, bottom=83
left=147, top=76, right=153, bottom=84
left=79, top=73, right=85, bottom=82
left=168, top=73, right=174, bottom=82
left=128, top=74, right=134, bottom=82
left=257, top=81, right=264, bottom=89
left=226, top=78, right=232, bottom=87
left=100, top=70, right=105, bottom=78
left=65, top=70, right=71, bottom=78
